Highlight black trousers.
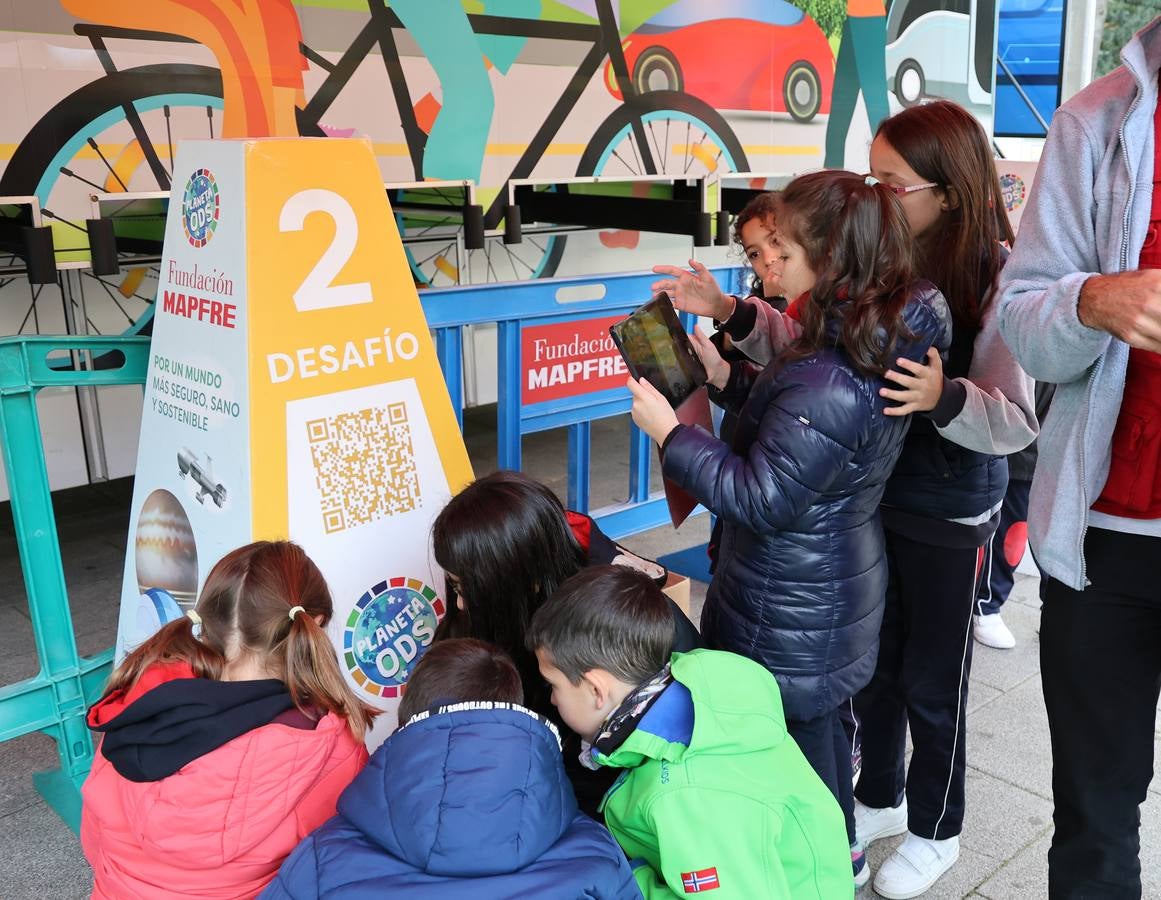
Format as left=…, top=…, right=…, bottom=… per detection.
left=787, top=706, right=856, bottom=846
left=854, top=530, right=982, bottom=840
left=1041, top=527, right=1161, bottom=899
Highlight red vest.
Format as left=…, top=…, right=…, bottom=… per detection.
left=1092, top=85, right=1161, bottom=518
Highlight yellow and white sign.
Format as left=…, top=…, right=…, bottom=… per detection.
left=117, top=139, right=473, bottom=744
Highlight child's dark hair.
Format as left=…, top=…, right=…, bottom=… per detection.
left=432, top=471, right=586, bottom=699
left=875, top=100, right=1015, bottom=329
left=398, top=638, right=523, bottom=723
left=526, top=565, right=674, bottom=685
left=775, top=170, right=917, bottom=377
left=107, top=541, right=377, bottom=739
left=732, top=191, right=779, bottom=297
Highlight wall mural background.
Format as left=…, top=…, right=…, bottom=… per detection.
left=0, top=0, right=1000, bottom=497
left=0, top=1, right=998, bottom=316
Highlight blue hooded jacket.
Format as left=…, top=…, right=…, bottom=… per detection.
left=260, top=703, right=639, bottom=899
left=662, top=285, right=951, bottom=721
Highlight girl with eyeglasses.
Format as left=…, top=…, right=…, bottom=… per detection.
left=851, top=100, right=1038, bottom=899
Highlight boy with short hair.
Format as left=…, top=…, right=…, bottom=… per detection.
left=528, top=565, right=852, bottom=899
left=261, top=638, right=638, bottom=899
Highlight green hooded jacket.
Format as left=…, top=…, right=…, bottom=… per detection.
left=594, top=650, right=852, bottom=899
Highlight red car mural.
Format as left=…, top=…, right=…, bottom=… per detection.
left=604, top=0, right=835, bottom=122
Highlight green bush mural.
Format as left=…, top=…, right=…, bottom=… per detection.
left=795, top=0, right=848, bottom=39
left=1097, top=0, right=1156, bottom=77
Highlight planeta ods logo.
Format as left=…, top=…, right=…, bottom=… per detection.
left=999, top=173, right=1027, bottom=215
left=343, top=578, right=445, bottom=699
left=181, top=168, right=220, bottom=248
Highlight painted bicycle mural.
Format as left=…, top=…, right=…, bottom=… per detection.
left=0, top=0, right=1001, bottom=340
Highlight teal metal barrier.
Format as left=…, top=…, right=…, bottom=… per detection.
left=0, top=335, right=150, bottom=832
left=0, top=269, right=742, bottom=831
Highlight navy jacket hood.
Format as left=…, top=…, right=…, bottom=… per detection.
left=260, top=702, right=640, bottom=899
left=340, top=703, right=579, bottom=876
left=90, top=676, right=293, bottom=783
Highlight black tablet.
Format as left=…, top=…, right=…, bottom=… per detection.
left=610, top=294, right=707, bottom=408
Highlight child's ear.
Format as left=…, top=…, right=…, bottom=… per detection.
left=583, top=669, right=613, bottom=711
left=940, top=185, right=960, bottom=211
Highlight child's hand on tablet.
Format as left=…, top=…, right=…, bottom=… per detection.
left=651, top=259, right=733, bottom=321
left=690, top=326, right=730, bottom=389
left=627, top=376, right=680, bottom=446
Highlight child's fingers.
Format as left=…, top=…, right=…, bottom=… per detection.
left=652, top=264, right=690, bottom=279
left=626, top=376, right=663, bottom=402
left=689, top=258, right=709, bottom=276
left=651, top=279, right=677, bottom=296
left=892, top=356, right=927, bottom=375
left=879, top=385, right=915, bottom=402
left=882, top=369, right=920, bottom=389
left=638, top=376, right=667, bottom=402
left=690, top=325, right=715, bottom=352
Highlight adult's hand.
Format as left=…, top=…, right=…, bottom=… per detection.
left=627, top=377, right=679, bottom=446
left=881, top=347, right=944, bottom=416
left=1078, top=270, right=1161, bottom=352
left=690, top=325, right=730, bottom=389
left=651, top=259, right=733, bottom=321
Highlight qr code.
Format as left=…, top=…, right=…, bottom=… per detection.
left=307, top=402, right=421, bottom=534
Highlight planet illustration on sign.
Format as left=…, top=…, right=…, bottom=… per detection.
left=134, top=488, right=199, bottom=613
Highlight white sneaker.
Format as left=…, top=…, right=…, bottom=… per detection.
left=854, top=799, right=908, bottom=848
left=873, top=832, right=960, bottom=899
left=973, top=613, right=1016, bottom=649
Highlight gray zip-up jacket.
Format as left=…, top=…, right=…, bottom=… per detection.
left=997, top=15, right=1161, bottom=590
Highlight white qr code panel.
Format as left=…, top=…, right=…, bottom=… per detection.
left=306, top=402, right=421, bottom=533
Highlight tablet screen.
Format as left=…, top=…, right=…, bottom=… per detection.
left=610, top=295, right=707, bottom=408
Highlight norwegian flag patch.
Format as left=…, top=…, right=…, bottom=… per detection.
left=681, top=867, right=721, bottom=892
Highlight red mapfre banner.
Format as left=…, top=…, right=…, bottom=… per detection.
left=521, top=314, right=629, bottom=404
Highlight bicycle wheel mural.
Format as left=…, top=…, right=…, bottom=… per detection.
left=0, top=0, right=1001, bottom=332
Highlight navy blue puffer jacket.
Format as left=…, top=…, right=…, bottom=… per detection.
left=260, top=703, right=639, bottom=899
left=662, top=285, right=951, bottom=721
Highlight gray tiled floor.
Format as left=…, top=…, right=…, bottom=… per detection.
left=1, top=409, right=1157, bottom=898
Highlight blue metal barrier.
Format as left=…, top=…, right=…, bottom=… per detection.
left=420, top=267, right=740, bottom=537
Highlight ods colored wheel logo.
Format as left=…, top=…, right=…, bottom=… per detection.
left=343, top=577, right=445, bottom=699
left=182, top=168, right=220, bottom=248
left=999, top=173, right=1027, bottom=214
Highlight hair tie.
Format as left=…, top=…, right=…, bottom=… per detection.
left=186, top=608, right=202, bottom=626
left=288, top=605, right=305, bottom=622
left=864, top=174, right=881, bottom=187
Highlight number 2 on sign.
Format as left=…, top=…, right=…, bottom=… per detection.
left=279, top=189, right=373, bottom=311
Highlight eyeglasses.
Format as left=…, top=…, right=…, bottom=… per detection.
left=864, top=174, right=939, bottom=196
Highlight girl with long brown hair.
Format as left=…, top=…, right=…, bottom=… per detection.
left=429, top=469, right=700, bottom=819
left=82, top=540, right=375, bottom=900
left=851, top=100, right=1038, bottom=899
left=629, top=169, right=951, bottom=891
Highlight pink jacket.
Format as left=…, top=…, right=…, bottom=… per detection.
left=81, top=672, right=367, bottom=899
